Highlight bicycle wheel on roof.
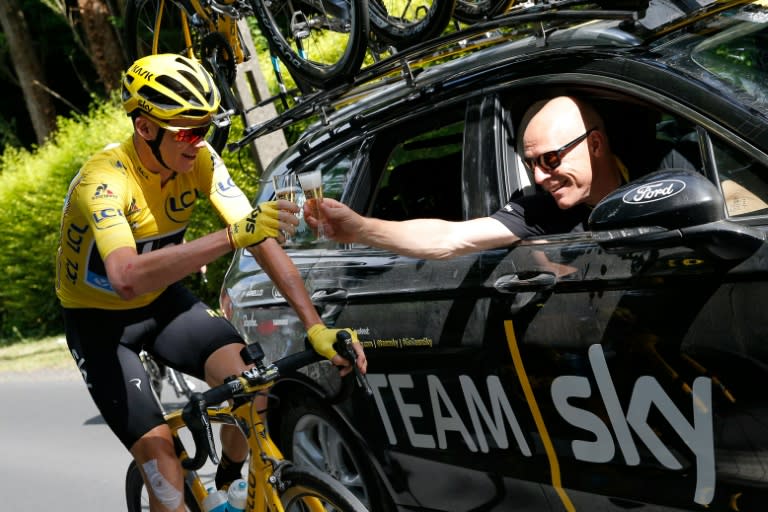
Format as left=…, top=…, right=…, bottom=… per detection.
left=452, top=0, right=515, bottom=24
left=250, top=0, right=370, bottom=90
left=368, top=0, right=456, bottom=51
left=124, top=0, right=197, bottom=61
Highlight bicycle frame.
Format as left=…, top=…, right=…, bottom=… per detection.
left=166, top=395, right=329, bottom=511
left=149, top=0, right=248, bottom=63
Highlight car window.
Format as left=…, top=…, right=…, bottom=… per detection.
left=690, top=17, right=768, bottom=107
left=369, top=122, right=464, bottom=221
left=712, top=136, right=768, bottom=217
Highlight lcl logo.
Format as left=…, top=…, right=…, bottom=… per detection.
left=622, top=179, right=686, bottom=204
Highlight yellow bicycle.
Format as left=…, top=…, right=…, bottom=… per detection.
left=123, top=0, right=370, bottom=96
left=125, top=332, right=369, bottom=512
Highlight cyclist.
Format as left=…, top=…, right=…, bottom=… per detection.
left=55, top=53, right=366, bottom=512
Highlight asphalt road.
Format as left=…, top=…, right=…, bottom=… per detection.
left=0, top=366, right=216, bottom=511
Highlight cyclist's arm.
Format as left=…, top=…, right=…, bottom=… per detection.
left=249, top=240, right=366, bottom=374
left=247, top=239, right=322, bottom=328
left=104, top=231, right=232, bottom=300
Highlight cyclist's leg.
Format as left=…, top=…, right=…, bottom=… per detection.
left=130, top=425, right=186, bottom=512
left=205, top=342, right=258, bottom=488
left=63, top=305, right=185, bottom=512
left=149, top=284, right=256, bottom=489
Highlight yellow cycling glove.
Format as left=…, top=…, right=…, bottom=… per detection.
left=227, top=202, right=280, bottom=249
left=307, top=324, right=359, bottom=360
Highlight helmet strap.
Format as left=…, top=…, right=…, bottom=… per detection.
left=147, top=127, right=174, bottom=172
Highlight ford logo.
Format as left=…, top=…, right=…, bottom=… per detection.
left=622, top=179, right=686, bottom=204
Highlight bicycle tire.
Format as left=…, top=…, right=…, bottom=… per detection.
left=249, top=0, right=370, bottom=90
left=369, top=0, right=456, bottom=51
left=125, top=459, right=202, bottom=512
left=123, top=0, right=234, bottom=154
left=280, top=466, right=369, bottom=512
left=452, top=0, right=515, bottom=24
left=277, top=394, right=392, bottom=511
left=124, top=0, right=193, bottom=62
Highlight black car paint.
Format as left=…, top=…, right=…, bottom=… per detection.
left=221, top=4, right=768, bottom=511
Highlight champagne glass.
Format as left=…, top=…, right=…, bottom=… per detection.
left=272, top=173, right=301, bottom=244
left=298, top=170, right=325, bottom=241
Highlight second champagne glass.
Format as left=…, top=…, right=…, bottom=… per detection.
left=298, top=170, right=325, bottom=241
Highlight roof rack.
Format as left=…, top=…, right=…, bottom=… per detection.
left=228, top=0, right=741, bottom=153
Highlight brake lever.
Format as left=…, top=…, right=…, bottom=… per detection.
left=333, top=330, right=373, bottom=396
left=181, top=392, right=220, bottom=469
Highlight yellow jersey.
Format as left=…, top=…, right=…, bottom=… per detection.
left=55, top=137, right=252, bottom=309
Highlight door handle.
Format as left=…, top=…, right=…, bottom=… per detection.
left=493, top=272, right=556, bottom=293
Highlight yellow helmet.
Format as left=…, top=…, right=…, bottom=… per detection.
left=121, top=54, right=220, bottom=123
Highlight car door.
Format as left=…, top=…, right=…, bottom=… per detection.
left=299, top=95, right=562, bottom=511
left=487, top=101, right=768, bottom=511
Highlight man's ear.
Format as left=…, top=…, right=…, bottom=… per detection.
left=588, top=129, right=605, bottom=156
left=134, top=116, right=155, bottom=141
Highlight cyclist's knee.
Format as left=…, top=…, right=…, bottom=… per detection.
left=204, top=342, right=249, bottom=386
left=131, top=427, right=181, bottom=481
left=130, top=424, right=175, bottom=458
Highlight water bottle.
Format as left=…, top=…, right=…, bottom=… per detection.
left=226, top=478, right=248, bottom=512
left=202, top=487, right=228, bottom=512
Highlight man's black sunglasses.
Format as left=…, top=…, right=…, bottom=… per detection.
left=524, top=127, right=597, bottom=172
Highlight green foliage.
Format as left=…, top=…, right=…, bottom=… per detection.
left=0, top=96, right=262, bottom=342
left=0, top=97, right=131, bottom=340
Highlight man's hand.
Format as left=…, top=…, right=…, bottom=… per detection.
left=228, top=201, right=298, bottom=248
left=307, top=324, right=367, bottom=376
left=302, top=198, right=362, bottom=244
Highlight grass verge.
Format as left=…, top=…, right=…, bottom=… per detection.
left=0, top=336, right=71, bottom=373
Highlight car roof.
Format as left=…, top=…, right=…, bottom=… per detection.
left=227, top=0, right=767, bottom=154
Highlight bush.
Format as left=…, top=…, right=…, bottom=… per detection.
left=0, top=96, right=262, bottom=342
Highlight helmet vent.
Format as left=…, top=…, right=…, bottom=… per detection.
left=158, top=75, right=204, bottom=107
left=137, top=84, right=182, bottom=110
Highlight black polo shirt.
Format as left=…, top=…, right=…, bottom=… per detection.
left=490, top=192, right=592, bottom=239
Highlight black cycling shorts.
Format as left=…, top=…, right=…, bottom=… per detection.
left=62, top=283, right=245, bottom=450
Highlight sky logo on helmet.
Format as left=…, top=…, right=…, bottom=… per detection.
left=138, top=99, right=154, bottom=113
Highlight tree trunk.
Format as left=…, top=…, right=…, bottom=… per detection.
left=75, top=0, right=126, bottom=92
left=0, top=0, right=57, bottom=145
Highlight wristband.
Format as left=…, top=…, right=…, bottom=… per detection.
left=225, top=226, right=236, bottom=251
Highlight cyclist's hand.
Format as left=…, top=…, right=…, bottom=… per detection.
left=307, top=324, right=367, bottom=376
left=228, top=201, right=298, bottom=248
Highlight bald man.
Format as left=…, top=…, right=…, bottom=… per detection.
left=303, top=96, right=628, bottom=259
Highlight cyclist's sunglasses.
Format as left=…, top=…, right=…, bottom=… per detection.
left=146, top=116, right=212, bottom=145
left=524, top=127, right=597, bottom=172
left=162, top=123, right=212, bottom=145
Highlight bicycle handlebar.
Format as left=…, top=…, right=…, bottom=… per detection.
left=181, top=332, right=368, bottom=470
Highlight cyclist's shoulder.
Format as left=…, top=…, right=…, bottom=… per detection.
left=83, top=140, right=134, bottom=174
left=80, top=139, right=141, bottom=181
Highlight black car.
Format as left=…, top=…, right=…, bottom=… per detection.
left=220, top=1, right=768, bottom=510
